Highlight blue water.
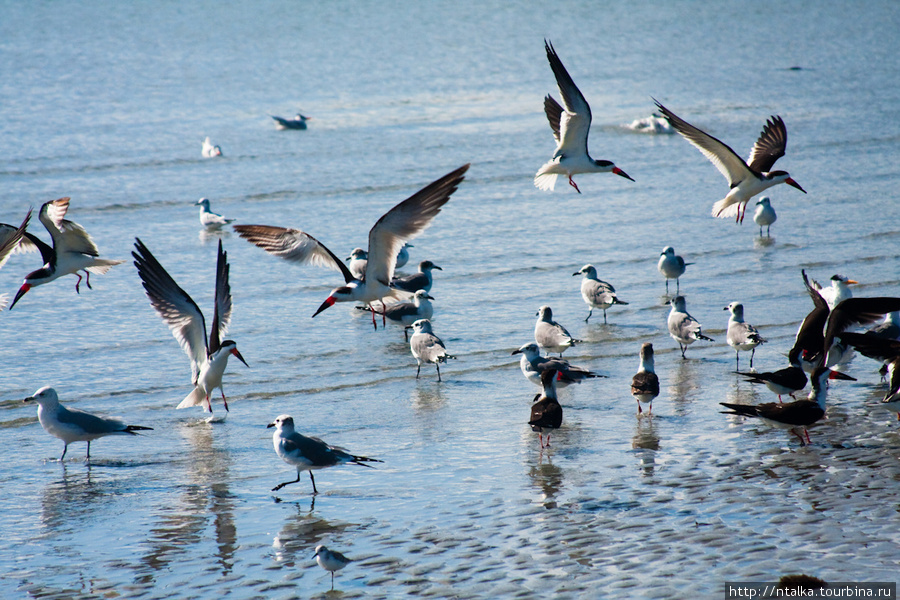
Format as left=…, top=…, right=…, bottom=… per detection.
left=2, top=1, right=900, bottom=598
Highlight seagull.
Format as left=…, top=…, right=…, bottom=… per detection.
left=811, top=274, right=858, bottom=310
left=201, top=136, right=222, bottom=157
left=395, top=242, right=413, bottom=269
left=667, top=296, right=714, bottom=358
left=573, top=264, right=628, bottom=323
left=534, top=305, right=579, bottom=356
left=381, top=289, right=434, bottom=340
left=271, top=113, right=310, bottom=130
left=627, top=113, right=674, bottom=134
left=268, top=414, right=381, bottom=494
left=512, top=342, right=605, bottom=388
left=657, top=246, right=691, bottom=294
left=837, top=332, right=900, bottom=420
left=725, top=302, right=766, bottom=371
left=133, top=238, right=249, bottom=413
left=534, top=40, right=634, bottom=193
left=722, top=366, right=855, bottom=445
left=529, top=369, right=563, bottom=448
left=233, top=164, right=468, bottom=328
left=24, top=386, right=152, bottom=461
left=345, top=248, right=368, bottom=280
left=631, top=343, right=660, bottom=414
left=654, top=100, right=806, bottom=223
left=313, top=545, right=352, bottom=590
left=9, top=197, right=125, bottom=310
left=195, top=198, right=234, bottom=229
left=753, top=197, right=776, bottom=236
left=391, top=260, right=441, bottom=293
left=0, top=208, right=33, bottom=310
left=409, top=318, right=454, bottom=381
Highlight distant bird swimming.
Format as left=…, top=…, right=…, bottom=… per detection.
left=654, top=100, right=805, bottom=223
left=201, top=136, right=222, bottom=157
left=196, top=198, right=235, bottom=229
left=626, top=113, right=674, bottom=134
left=271, top=113, right=311, bottom=130
left=535, top=40, right=633, bottom=193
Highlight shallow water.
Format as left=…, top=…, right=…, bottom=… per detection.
left=2, top=1, right=900, bottom=598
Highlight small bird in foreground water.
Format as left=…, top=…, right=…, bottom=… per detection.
left=313, top=545, right=352, bottom=590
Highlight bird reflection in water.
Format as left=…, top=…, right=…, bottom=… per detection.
left=528, top=454, right=563, bottom=508
left=273, top=505, right=351, bottom=566
left=632, top=416, right=660, bottom=476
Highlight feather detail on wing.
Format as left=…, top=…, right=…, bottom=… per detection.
left=233, top=224, right=355, bottom=283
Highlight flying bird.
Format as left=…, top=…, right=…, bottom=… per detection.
left=133, top=238, right=248, bottom=413
left=9, top=197, right=125, bottom=309
left=535, top=40, right=633, bottom=193
left=654, top=100, right=805, bottom=223
left=234, top=165, right=468, bottom=328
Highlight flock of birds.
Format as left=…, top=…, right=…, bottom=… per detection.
left=4, top=39, right=900, bottom=589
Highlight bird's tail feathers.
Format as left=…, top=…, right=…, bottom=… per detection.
left=613, top=298, right=629, bottom=305
left=124, top=425, right=154, bottom=434
left=720, top=402, right=760, bottom=417
left=351, top=455, right=384, bottom=468
left=534, top=169, right=558, bottom=191
left=712, top=198, right=741, bottom=219
left=695, top=333, right=714, bottom=342
left=86, top=259, right=126, bottom=274
left=178, top=386, right=207, bottom=410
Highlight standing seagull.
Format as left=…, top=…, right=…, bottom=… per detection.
left=195, top=198, right=234, bottom=229
left=722, top=367, right=854, bottom=445
left=381, top=289, right=434, bottom=340
left=654, top=100, right=806, bottom=223
left=725, top=302, right=766, bottom=371
left=512, top=342, right=605, bottom=388
left=133, top=238, right=249, bottom=413
left=391, top=260, right=442, bottom=293
left=24, top=386, right=152, bottom=461
left=574, top=264, right=628, bottom=323
left=529, top=369, right=563, bottom=448
left=268, top=414, right=381, bottom=494
left=753, top=197, right=777, bottom=236
left=534, top=305, right=579, bottom=356
left=0, top=208, right=33, bottom=310
left=395, top=242, right=413, bottom=269
left=409, top=318, right=455, bottom=381
left=9, top=197, right=125, bottom=309
left=534, top=40, right=634, bottom=193
left=631, top=343, right=660, bottom=414
left=234, top=165, right=468, bottom=328
left=667, top=296, right=714, bottom=358
left=657, top=246, right=691, bottom=294
left=313, top=545, right=352, bottom=591
left=201, top=136, right=222, bottom=157
left=345, top=248, right=368, bottom=280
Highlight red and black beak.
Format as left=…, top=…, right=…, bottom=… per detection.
left=230, top=347, right=249, bottom=368
left=827, top=370, right=856, bottom=381
left=785, top=177, right=806, bottom=193
left=613, top=167, right=635, bottom=182
left=8, top=283, right=31, bottom=310
left=312, top=296, right=336, bottom=318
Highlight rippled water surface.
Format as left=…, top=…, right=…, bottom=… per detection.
left=2, top=1, right=900, bottom=598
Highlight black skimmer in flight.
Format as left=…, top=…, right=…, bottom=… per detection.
left=24, top=386, right=152, bottom=461
left=0, top=208, right=33, bottom=309
left=313, top=545, right=352, bottom=591
left=534, top=40, right=633, bottom=193
left=725, top=302, right=766, bottom=371
left=512, top=342, right=605, bottom=388
left=271, top=113, right=310, bottom=130
left=667, top=296, right=714, bottom=358
left=9, top=197, right=125, bottom=310
left=268, top=414, right=382, bottom=494
left=837, top=332, right=900, bottom=419
left=658, top=246, right=692, bottom=294
left=409, top=318, right=455, bottom=381
left=574, top=264, right=628, bottom=323
left=722, top=366, right=855, bottom=445
left=529, top=369, right=563, bottom=448
left=133, top=238, right=248, bottom=414
left=233, top=164, right=468, bottom=328
left=654, top=100, right=806, bottom=223
left=631, top=343, right=660, bottom=414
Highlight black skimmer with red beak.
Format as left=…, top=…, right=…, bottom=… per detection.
left=233, top=164, right=468, bottom=329
left=9, top=198, right=125, bottom=310
left=653, top=100, right=806, bottom=223
left=133, top=238, right=248, bottom=414
left=631, top=343, right=660, bottom=415
left=534, top=40, right=633, bottom=193
left=722, top=366, right=855, bottom=445
left=0, top=208, right=33, bottom=310
left=529, top=369, right=562, bottom=448
left=739, top=363, right=808, bottom=402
